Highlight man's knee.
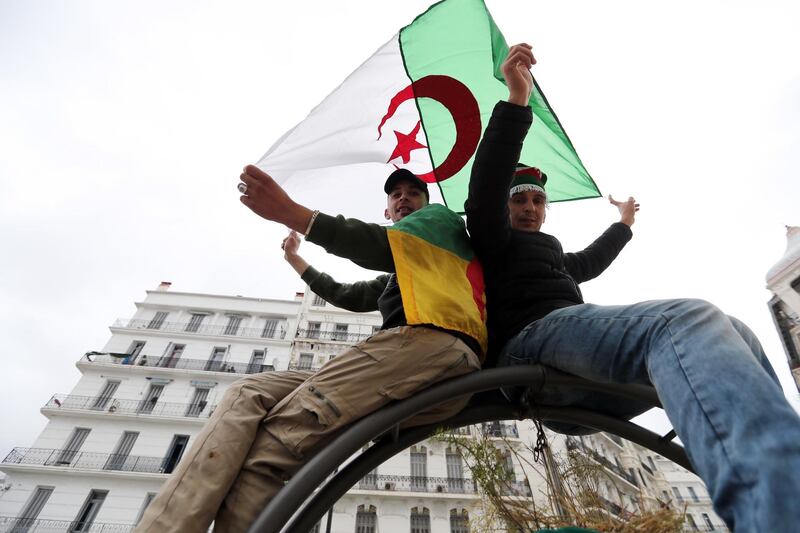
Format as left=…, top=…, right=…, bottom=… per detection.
left=230, top=374, right=265, bottom=390
left=221, top=373, right=300, bottom=415
left=674, top=297, right=718, bottom=313
left=223, top=375, right=266, bottom=401
left=659, top=298, right=726, bottom=326
left=726, top=314, right=755, bottom=338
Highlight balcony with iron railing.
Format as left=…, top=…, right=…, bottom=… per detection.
left=81, top=352, right=275, bottom=375
left=503, top=480, right=534, bottom=497
left=111, top=318, right=287, bottom=340
left=566, top=438, right=638, bottom=487
left=2, top=448, right=171, bottom=475
left=356, top=474, right=478, bottom=494
left=42, top=394, right=216, bottom=419
left=448, top=426, right=472, bottom=436
left=481, top=421, right=519, bottom=438
left=603, top=432, right=625, bottom=447
left=597, top=495, right=630, bottom=517
left=294, top=328, right=373, bottom=344
left=666, top=492, right=713, bottom=507
left=685, top=496, right=713, bottom=504
left=353, top=474, right=530, bottom=498
left=684, top=525, right=727, bottom=532
left=286, top=363, right=323, bottom=372
left=0, top=516, right=134, bottom=533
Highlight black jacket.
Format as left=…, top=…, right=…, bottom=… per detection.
left=465, top=101, right=632, bottom=366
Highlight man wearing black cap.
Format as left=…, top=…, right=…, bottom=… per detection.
left=282, top=168, right=432, bottom=331
left=465, top=43, right=800, bottom=532
left=137, top=168, right=485, bottom=532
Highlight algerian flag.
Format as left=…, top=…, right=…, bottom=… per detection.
left=258, top=0, right=600, bottom=222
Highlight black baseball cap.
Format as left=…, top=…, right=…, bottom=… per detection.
left=383, top=168, right=429, bottom=200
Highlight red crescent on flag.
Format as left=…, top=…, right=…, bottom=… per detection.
left=378, top=75, right=481, bottom=184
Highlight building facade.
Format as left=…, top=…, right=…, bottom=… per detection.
left=1, top=284, right=723, bottom=532
left=545, top=431, right=728, bottom=532
left=766, top=225, right=800, bottom=392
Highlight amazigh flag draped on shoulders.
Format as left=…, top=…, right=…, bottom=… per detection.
left=258, top=0, right=600, bottom=222
left=387, top=204, right=488, bottom=354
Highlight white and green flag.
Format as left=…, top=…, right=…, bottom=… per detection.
left=258, top=0, right=599, bottom=219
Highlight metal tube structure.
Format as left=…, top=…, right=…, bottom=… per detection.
left=248, top=366, right=688, bottom=533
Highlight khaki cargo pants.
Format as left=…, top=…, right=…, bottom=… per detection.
left=135, top=326, right=480, bottom=532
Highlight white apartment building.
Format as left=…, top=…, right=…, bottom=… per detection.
left=0, top=283, right=304, bottom=532
left=766, top=225, right=800, bottom=392
left=1, top=283, right=723, bottom=532
left=512, top=426, right=728, bottom=533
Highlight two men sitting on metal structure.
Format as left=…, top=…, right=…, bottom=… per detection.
left=136, top=44, right=800, bottom=533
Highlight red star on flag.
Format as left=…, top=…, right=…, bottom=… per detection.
left=387, top=120, right=427, bottom=164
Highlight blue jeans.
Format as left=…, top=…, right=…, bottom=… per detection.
left=498, top=298, right=800, bottom=532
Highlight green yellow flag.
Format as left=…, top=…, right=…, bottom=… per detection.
left=387, top=204, right=488, bottom=354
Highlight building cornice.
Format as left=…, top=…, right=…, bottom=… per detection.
left=143, top=290, right=300, bottom=305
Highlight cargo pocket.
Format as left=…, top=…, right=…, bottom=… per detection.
left=379, top=346, right=479, bottom=401
left=269, top=384, right=343, bottom=459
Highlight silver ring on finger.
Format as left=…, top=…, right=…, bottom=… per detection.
left=237, top=182, right=248, bottom=194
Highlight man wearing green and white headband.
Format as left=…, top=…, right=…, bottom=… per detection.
left=465, top=42, right=800, bottom=533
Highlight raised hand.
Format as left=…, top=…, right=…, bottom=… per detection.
left=608, top=195, right=640, bottom=227
left=239, top=165, right=313, bottom=233
left=282, top=230, right=302, bottom=257
left=501, top=43, right=536, bottom=106
left=280, top=229, right=311, bottom=276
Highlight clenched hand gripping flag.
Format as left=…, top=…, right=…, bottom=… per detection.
left=258, top=0, right=600, bottom=221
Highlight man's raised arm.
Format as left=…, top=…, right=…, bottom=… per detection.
left=563, top=195, right=639, bottom=283
left=240, top=165, right=394, bottom=273
left=465, top=44, right=536, bottom=254
left=281, top=230, right=387, bottom=312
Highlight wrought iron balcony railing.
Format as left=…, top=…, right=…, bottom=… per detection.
left=448, top=426, right=472, bottom=436
left=286, top=363, right=322, bottom=372
left=606, top=433, right=625, bottom=447
left=43, top=394, right=216, bottom=419
left=356, top=474, right=477, bottom=494
left=294, top=328, right=372, bottom=343
left=82, top=352, right=275, bottom=375
left=112, top=318, right=286, bottom=340
left=596, top=495, right=633, bottom=518
left=2, top=448, right=169, bottom=474
left=566, top=438, right=639, bottom=487
left=353, top=474, right=527, bottom=497
left=0, top=516, right=134, bottom=533
left=685, top=496, right=713, bottom=504
left=503, top=480, right=534, bottom=497
left=481, top=421, right=519, bottom=438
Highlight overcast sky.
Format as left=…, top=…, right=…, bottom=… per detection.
left=1, top=0, right=799, bottom=457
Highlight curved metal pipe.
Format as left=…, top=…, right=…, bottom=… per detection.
left=278, top=403, right=691, bottom=532
left=248, top=366, right=678, bottom=533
